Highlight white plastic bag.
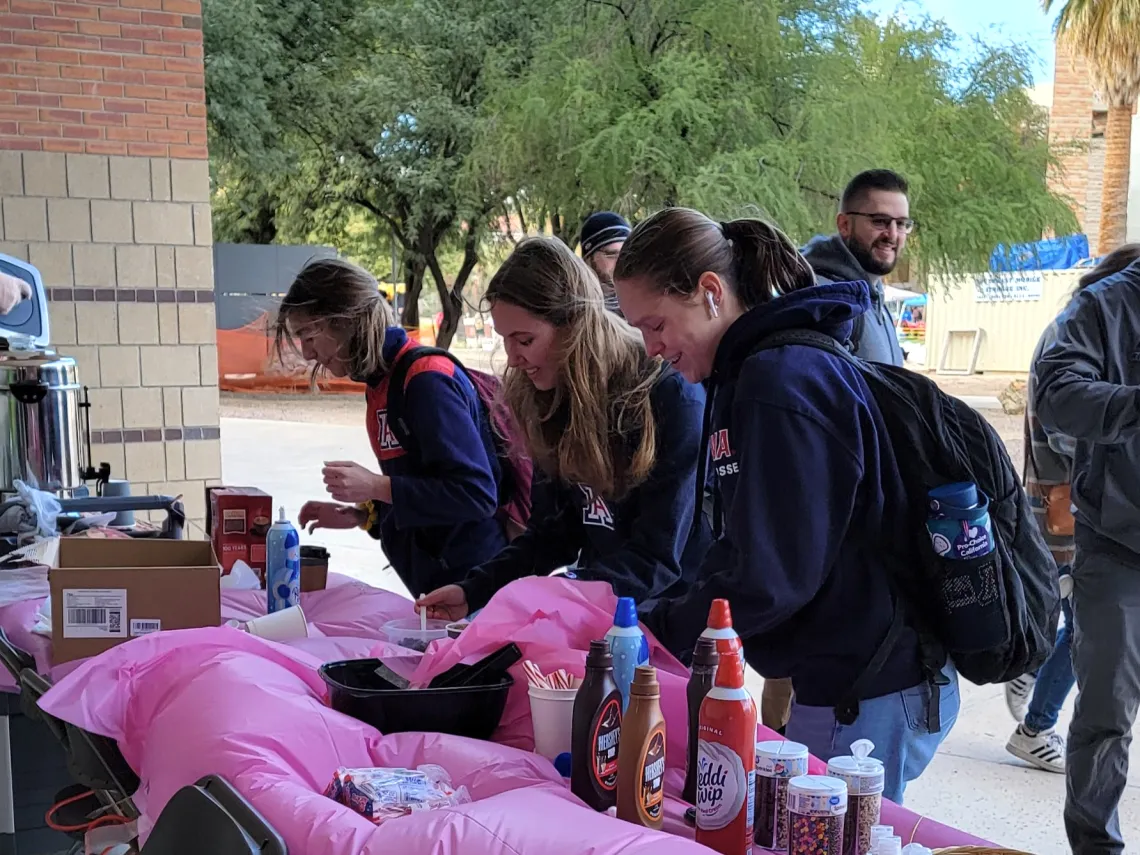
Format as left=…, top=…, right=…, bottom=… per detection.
left=14, top=478, right=60, bottom=541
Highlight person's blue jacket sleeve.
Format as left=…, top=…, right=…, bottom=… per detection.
left=459, top=474, right=579, bottom=610
left=575, top=372, right=707, bottom=601
left=641, top=378, right=863, bottom=660
left=388, top=367, right=500, bottom=528
left=1035, top=288, right=1140, bottom=445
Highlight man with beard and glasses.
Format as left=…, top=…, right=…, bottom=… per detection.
left=802, top=169, right=912, bottom=366
left=579, top=211, right=631, bottom=316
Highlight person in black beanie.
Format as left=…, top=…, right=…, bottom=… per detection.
left=579, top=211, right=631, bottom=315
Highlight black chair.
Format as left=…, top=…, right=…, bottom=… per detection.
left=141, top=775, right=287, bottom=855
left=17, top=668, right=140, bottom=814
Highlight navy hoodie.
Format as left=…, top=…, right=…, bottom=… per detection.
left=362, top=327, right=509, bottom=596
left=641, top=282, right=925, bottom=707
left=459, top=367, right=713, bottom=611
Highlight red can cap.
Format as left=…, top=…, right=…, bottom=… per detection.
left=707, top=598, right=733, bottom=630
left=713, top=648, right=746, bottom=690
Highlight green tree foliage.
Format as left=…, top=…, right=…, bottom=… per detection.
left=471, top=0, right=1077, bottom=279
left=204, top=0, right=543, bottom=345
left=206, top=0, right=1077, bottom=338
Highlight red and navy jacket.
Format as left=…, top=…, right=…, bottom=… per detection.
left=362, top=327, right=508, bottom=596
left=457, top=367, right=713, bottom=611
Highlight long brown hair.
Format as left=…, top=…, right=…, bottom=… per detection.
left=487, top=237, right=661, bottom=499
left=272, top=257, right=395, bottom=385
left=614, top=207, right=816, bottom=307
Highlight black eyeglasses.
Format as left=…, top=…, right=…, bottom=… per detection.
left=844, top=212, right=917, bottom=234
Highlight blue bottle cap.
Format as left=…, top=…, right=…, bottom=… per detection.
left=554, top=752, right=572, bottom=778
left=928, top=482, right=978, bottom=512
left=613, top=597, right=638, bottom=628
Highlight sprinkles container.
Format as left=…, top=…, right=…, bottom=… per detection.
left=788, top=776, right=847, bottom=855
left=826, top=739, right=884, bottom=855
left=755, top=740, right=810, bottom=851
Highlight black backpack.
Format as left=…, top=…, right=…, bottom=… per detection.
left=753, top=329, right=1060, bottom=704
left=384, top=346, right=533, bottom=541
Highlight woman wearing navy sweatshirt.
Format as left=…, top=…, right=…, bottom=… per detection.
left=419, top=237, right=711, bottom=619
left=275, top=258, right=509, bottom=597
left=613, top=208, right=959, bottom=803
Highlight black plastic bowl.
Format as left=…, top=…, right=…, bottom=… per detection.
left=319, top=659, right=513, bottom=740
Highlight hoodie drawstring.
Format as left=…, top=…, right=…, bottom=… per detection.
left=692, top=374, right=719, bottom=537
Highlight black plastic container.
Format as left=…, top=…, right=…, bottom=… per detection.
left=319, top=659, right=512, bottom=740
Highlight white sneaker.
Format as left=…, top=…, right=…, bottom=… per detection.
left=1006, top=725, right=1066, bottom=774
left=1004, top=674, right=1036, bottom=722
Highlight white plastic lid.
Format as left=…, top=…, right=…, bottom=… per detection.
left=755, top=740, right=810, bottom=777
left=788, top=775, right=847, bottom=816
left=871, top=825, right=895, bottom=844
left=827, top=738, right=885, bottom=795
left=756, top=740, right=809, bottom=761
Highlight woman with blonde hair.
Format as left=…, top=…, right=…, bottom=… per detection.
left=275, top=257, right=512, bottom=598
left=419, top=237, right=711, bottom=619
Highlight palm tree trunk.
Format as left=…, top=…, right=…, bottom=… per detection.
left=1097, top=103, right=1133, bottom=256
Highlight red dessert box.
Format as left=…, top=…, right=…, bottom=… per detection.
left=206, top=487, right=273, bottom=576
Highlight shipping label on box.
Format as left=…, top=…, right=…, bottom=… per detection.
left=62, top=588, right=127, bottom=639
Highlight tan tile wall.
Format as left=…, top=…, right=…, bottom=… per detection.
left=0, top=149, right=218, bottom=535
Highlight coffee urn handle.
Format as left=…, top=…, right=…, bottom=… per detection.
left=10, top=380, right=47, bottom=405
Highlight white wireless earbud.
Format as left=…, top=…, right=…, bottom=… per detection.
left=705, top=290, right=720, bottom=319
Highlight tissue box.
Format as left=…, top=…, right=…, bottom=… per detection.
left=207, top=487, right=273, bottom=576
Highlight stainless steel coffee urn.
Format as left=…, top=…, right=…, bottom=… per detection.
left=0, top=254, right=88, bottom=497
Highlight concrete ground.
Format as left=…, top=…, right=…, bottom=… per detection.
left=219, top=368, right=1138, bottom=854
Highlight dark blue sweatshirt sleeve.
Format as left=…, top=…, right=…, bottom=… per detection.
left=388, top=367, right=500, bottom=529
left=458, top=474, right=581, bottom=610
left=643, top=368, right=864, bottom=658
left=576, top=372, right=707, bottom=601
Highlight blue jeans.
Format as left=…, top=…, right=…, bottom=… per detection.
left=784, top=665, right=960, bottom=804
left=1025, top=565, right=1076, bottom=733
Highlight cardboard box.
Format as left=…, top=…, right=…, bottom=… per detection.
left=206, top=487, right=273, bottom=575
left=50, top=539, right=221, bottom=664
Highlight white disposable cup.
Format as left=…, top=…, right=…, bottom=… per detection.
left=244, top=605, right=309, bottom=641
left=527, top=684, right=578, bottom=759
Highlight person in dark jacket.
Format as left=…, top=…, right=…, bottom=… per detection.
left=801, top=169, right=912, bottom=366
left=274, top=258, right=509, bottom=598
left=1034, top=253, right=1140, bottom=855
left=419, top=237, right=712, bottom=619
left=613, top=207, right=958, bottom=803
left=579, top=211, right=630, bottom=315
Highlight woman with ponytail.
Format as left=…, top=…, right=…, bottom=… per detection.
left=418, top=237, right=711, bottom=620
left=274, top=257, right=509, bottom=598
left=613, top=208, right=959, bottom=803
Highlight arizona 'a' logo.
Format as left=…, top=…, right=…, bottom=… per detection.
left=375, top=409, right=400, bottom=451
left=580, top=485, right=615, bottom=529
left=709, top=429, right=733, bottom=461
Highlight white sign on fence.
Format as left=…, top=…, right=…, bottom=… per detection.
left=974, top=271, right=1045, bottom=303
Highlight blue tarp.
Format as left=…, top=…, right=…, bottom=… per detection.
left=990, top=234, right=1090, bottom=272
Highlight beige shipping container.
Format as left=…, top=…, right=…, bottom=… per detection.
left=925, top=270, right=1082, bottom=374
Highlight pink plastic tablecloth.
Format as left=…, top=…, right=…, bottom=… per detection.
left=0, top=571, right=408, bottom=687
left=37, top=576, right=992, bottom=853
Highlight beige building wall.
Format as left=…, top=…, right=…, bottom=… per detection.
left=0, top=2, right=218, bottom=534
left=926, top=270, right=1081, bottom=374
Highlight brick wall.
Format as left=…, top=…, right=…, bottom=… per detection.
left=0, top=0, right=218, bottom=533
left=0, top=0, right=205, bottom=157
left=1047, top=41, right=1095, bottom=234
